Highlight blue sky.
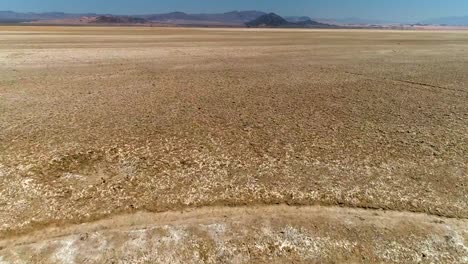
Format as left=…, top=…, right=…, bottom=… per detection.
left=1, top=0, right=468, bottom=22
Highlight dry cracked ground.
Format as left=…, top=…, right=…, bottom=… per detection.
left=0, top=26, right=467, bottom=263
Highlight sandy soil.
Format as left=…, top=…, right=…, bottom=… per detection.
left=0, top=26, right=467, bottom=263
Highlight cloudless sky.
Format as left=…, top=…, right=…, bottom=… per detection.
left=1, top=0, right=468, bottom=22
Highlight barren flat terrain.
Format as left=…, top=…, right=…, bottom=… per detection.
left=0, top=26, right=467, bottom=263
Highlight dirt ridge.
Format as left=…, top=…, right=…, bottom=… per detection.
left=2, top=204, right=467, bottom=248
left=1, top=204, right=467, bottom=263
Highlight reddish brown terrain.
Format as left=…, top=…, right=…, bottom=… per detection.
left=0, top=26, right=467, bottom=263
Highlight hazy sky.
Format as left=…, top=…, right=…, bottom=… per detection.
left=1, top=0, right=468, bottom=22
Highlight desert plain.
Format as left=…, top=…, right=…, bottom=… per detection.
left=0, top=26, right=467, bottom=263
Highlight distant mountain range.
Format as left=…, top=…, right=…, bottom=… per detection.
left=2, top=10, right=467, bottom=27
left=0, top=10, right=266, bottom=25
left=318, top=17, right=391, bottom=25
left=0, top=11, right=98, bottom=22
left=286, top=16, right=389, bottom=25
left=143, top=11, right=265, bottom=24
left=93, top=16, right=147, bottom=24
left=421, top=16, right=468, bottom=26
left=0, top=10, right=333, bottom=27
left=246, top=13, right=335, bottom=28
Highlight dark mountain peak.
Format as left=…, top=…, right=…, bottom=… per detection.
left=246, top=13, right=336, bottom=28
left=93, top=15, right=147, bottom=24
left=267, top=12, right=286, bottom=19
left=219, top=10, right=266, bottom=21
left=145, top=12, right=194, bottom=21
left=246, top=12, right=289, bottom=27
left=167, top=11, right=187, bottom=15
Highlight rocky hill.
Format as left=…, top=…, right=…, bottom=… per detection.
left=246, top=13, right=335, bottom=28
left=246, top=13, right=289, bottom=27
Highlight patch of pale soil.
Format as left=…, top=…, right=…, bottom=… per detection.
left=0, top=205, right=467, bottom=264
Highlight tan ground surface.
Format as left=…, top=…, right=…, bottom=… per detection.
left=0, top=26, right=467, bottom=263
